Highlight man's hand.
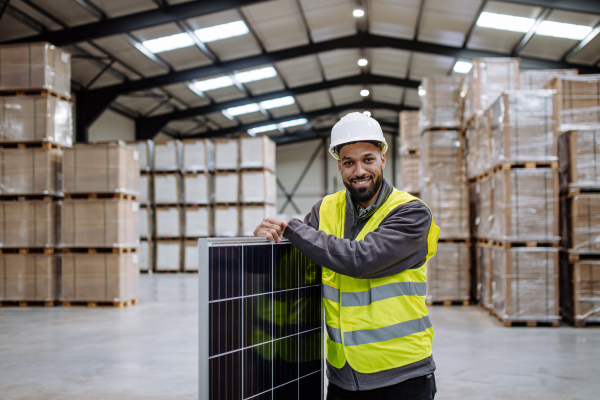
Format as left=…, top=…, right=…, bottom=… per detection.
left=253, top=217, right=288, bottom=243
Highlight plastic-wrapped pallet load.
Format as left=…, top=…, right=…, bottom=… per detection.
left=464, top=113, right=490, bottom=179
left=0, top=42, right=71, bottom=98
left=399, top=154, right=420, bottom=194
left=239, top=136, right=276, bottom=171
left=491, top=246, right=559, bottom=325
left=426, top=243, right=470, bottom=303
left=560, top=258, right=600, bottom=326
left=139, top=240, right=153, bottom=272
left=240, top=170, right=276, bottom=204
left=0, top=200, right=58, bottom=247
left=464, top=58, right=520, bottom=124
left=214, top=139, right=239, bottom=170
left=154, top=206, right=181, bottom=238
left=184, top=206, right=210, bottom=237
left=421, top=130, right=464, bottom=182
left=0, top=148, right=63, bottom=195
left=183, top=240, right=199, bottom=272
left=155, top=240, right=181, bottom=271
left=182, top=139, right=213, bottom=172
left=558, top=130, right=600, bottom=194
left=472, top=176, right=491, bottom=239
left=139, top=206, right=150, bottom=239
left=214, top=172, right=239, bottom=203
left=0, top=95, right=73, bottom=146
left=59, top=200, right=139, bottom=248
left=421, top=182, right=469, bottom=239
left=153, top=173, right=180, bottom=204
left=490, top=168, right=559, bottom=242
left=63, top=143, right=140, bottom=195
left=214, top=206, right=239, bottom=237
left=545, top=75, right=600, bottom=131
left=400, top=111, right=420, bottom=151
left=561, top=194, right=600, bottom=254
left=519, top=69, right=578, bottom=90
left=0, top=255, right=58, bottom=302
left=139, top=175, right=150, bottom=205
left=489, top=90, right=557, bottom=167
left=476, top=244, right=492, bottom=309
left=60, top=253, right=139, bottom=303
left=125, top=140, right=152, bottom=172
left=419, top=76, right=461, bottom=130
left=153, top=140, right=181, bottom=171
left=241, top=205, right=277, bottom=236
left=183, top=173, right=210, bottom=204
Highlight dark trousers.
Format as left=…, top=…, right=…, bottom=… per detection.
left=327, top=374, right=436, bottom=400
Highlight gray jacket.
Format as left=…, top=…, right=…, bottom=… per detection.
left=283, top=178, right=436, bottom=391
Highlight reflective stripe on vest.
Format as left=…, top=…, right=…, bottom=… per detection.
left=319, top=188, right=440, bottom=373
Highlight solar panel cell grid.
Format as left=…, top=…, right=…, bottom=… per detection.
left=200, top=238, right=323, bottom=400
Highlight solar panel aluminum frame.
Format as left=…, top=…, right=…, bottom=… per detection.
left=199, top=237, right=324, bottom=400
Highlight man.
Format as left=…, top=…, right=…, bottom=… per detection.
left=254, top=112, right=440, bottom=400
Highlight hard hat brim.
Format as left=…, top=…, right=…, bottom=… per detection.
left=329, top=139, right=388, bottom=160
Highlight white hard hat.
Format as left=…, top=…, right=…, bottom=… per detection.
left=329, top=112, right=388, bottom=160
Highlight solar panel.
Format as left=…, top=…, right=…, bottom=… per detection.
left=199, top=238, right=324, bottom=400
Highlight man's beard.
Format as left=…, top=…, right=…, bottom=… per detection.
left=343, top=171, right=383, bottom=203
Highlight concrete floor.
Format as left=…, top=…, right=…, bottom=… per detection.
left=0, top=275, right=598, bottom=400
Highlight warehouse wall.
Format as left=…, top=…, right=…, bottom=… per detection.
left=88, top=109, right=135, bottom=142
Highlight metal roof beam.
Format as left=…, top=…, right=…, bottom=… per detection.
left=1, top=0, right=270, bottom=46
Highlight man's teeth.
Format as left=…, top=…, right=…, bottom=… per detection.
left=353, top=179, right=369, bottom=186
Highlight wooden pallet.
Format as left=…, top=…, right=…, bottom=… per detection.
left=0, top=300, right=58, bottom=307
left=0, top=141, right=63, bottom=150
left=567, top=253, right=600, bottom=263
left=571, top=319, right=600, bottom=328
left=183, top=270, right=198, bottom=274
left=64, top=193, right=138, bottom=200
left=476, top=239, right=559, bottom=249
left=402, top=149, right=421, bottom=156
left=567, top=187, right=600, bottom=197
left=59, top=247, right=137, bottom=254
left=427, top=300, right=470, bottom=307
left=0, top=88, right=71, bottom=102
left=0, top=247, right=54, bottom=255
left=0, top=194, right=59, bottom=201
left=478, top=302, right=493, bottom=315
left=438, top=238, right=471, bottom=244
left=493, top=161, right=559, bottom=174
left=493, top=313, right=560, bottom=328
left=62, top=299, right=138, bottom=308
left=153, top=270, right=181, bottom=274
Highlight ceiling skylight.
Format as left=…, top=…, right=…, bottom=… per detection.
left=235, top=67, right=277, bottom=83
left=142, top=33, right=194, bottom=53
left=260, top=96, right=295, bottom=109
left=536, top=20, right=593, bottom=40
left=453, top=61, right=472, bottom=74
left=248, top=118, right=308, bottom=136
left=279, top=118, right=307, bottom=129
left=195, top=21, right=249, bottom=43
left=224, top=104, right=261, bottom=117
left=193, top=76, right=235, bottom=91
left=248, top=124, right=278, bottom=136
left=476, top=12, right=535, bottom=33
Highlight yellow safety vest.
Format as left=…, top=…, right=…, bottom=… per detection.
left=319, top=188, right=440, bottom=373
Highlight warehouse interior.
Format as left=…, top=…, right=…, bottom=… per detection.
left=1, top=0, right=600, bottom=399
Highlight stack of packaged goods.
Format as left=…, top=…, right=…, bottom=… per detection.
left=0, top=42, right=72, bottom=307
left=239, top=136, right=277, bottom=236
left=519, top=69, right=578, bottom=90
left=399, top=111, right=421, bottom=196
left=59, top=142, right=140, bottom=307
left=471, top=88, right=560, bottom=326
left=153, top=140, right=183, bottom=272
left=181, top=139, right=213, bottom=272
left=126, top=140, right=153, bottom=272
left=419, top=76, right=470, bottom=306
left=556, top=75, right=600, bottom=326
left=213, top=138, right=240, bottom=237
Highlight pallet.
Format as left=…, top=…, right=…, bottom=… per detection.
left=153, top=270, right=181, bottom=274
left=59, top=247, right=137, bottom=254
left=0, top=141, right=63, bottom=150
left=478, top=302, right=493, bottom=315
left=427, top=300, right=470, bottom=306
left=571, top=319, right=600, bottom=328
left=62, top=299, right=138, bottom=308
left=438, top=238, right=471, bottom=244
left=492, top=161, right=559, bottom=174
left=0, top=194, right=60, bottom=201
left=492, top=313, right=559, bottom=327
left=0, top=88, right=71, bottom=102
left=567, top=253, right=600, bottom=263
left=468, top=170, right=492, bottom=183
left=476, top=239, right=559, bottom=249
left=402, top=149, right=421, bottom=156
left=64, top=193, right=138, bottom=200
left=0, top=300, right=58, bottom=307
left=0, top=247, right=54, bottom=255
left=183, top=270, right=198, bottom=273
left=567, top=187, right=600, bottom=197
left=214, top=202, right=240, bottom=207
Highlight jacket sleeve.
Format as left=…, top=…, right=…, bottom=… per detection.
left=283, top=201, right=433, bottom=279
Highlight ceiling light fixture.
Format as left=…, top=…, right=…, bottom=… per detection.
left=353, top=9, right=365, bottom=17
left=279, top=118, right=307, bottom=129
left=358, top=58, right=368, bottom=67
left=142, top=33, right=195, bottom=53
left=195, top=21, right=249, bottom=43
left=247, top=118, right=308, bottom=136
left=248, top=124, right=278, bottom=136
left=363, top=111, right=371, bottom=117
left=260, top=96, right=295, bottom=109
left=476, top=11, right=535, bottom=33
left=453, top=61, right=472, bottom=74
left=223, top=104, right=261, bottom=117
left=193, top=76, right=234, bottom=91
left=235, top=66, right=277, bottom=83
left=418, top=87, right=426, bottom=96
left=360, top=89, right=370, bottom=97
left=536, top=20, right=593, bottom=40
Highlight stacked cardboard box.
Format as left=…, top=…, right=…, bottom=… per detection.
left=0, top=42, right=72, bottom=306
left=59, top=143, right=140, bottom=306
left=519, top=69, right=578, bottom=90
left=213, top=138, right=239, bottom=238
left=419, top=76, right=461, bottom=131
left=545, top=75, right=600, bottom=131
left=399, top=111, right=421, bottom=196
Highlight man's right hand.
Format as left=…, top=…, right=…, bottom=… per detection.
left=253, top=217, right=288, bottom=243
